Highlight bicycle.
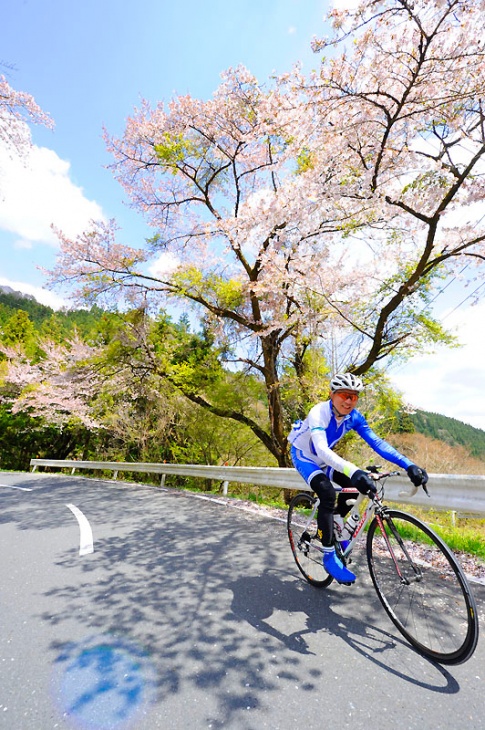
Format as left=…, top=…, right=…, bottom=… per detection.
left=287, top=468, right=479, bottom=665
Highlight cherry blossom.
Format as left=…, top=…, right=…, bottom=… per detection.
left=0, top=74, right=53, bottom=157
left=48, top=1, right=485, bottom=464
left=0, top=338, right=102, bottom=429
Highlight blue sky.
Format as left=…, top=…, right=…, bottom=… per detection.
left=1, top=0, right=326, bottom=290
left=2, top=0, right=485, bottom=431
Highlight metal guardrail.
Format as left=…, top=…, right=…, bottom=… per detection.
left=29, top=458, right=485, bottom=515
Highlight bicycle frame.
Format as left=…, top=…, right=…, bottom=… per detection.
left=338, top=489, right=375, bottom=558
left=296, top=488, right=373, bottom=558
left=340, top=479, right=425, bottom=588
left=298, top=475, right=404, bottom=562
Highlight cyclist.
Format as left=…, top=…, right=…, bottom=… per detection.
left=288, top=372, right=428, bottom=584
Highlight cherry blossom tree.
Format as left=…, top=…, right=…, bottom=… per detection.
left=305, top=0, right=485, bottom=373
left=0, top=338, right=102, bottom=429
left=0, top=72, right=53, bottom=157
left=48, top=0, right=485, bottom=466
left=49, top=67, right=360, bottom=465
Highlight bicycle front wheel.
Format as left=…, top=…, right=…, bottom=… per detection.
left=367, top=509, right=479, bottom=664
left=287, top=492, right=333, bottom=588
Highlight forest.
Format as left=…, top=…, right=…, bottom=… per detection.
left=1, top=289, right=484, bottom=477
left=410, top=411, right=485, bottom=461
left=0, top=289, right=289, bottom=471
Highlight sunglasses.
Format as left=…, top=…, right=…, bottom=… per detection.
left=334, top=391, right=359, bottom=403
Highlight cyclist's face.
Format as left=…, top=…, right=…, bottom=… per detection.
left=331, top=390, right=359, bottom=415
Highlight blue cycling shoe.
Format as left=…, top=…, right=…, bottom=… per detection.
left=323, top=548, right=356, bottom=584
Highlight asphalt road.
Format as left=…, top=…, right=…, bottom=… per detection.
left=0, top=471, right=484, bottom=730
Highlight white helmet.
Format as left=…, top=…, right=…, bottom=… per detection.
left=330, top=372, right=364, bottom=393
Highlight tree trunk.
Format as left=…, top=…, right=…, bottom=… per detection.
left=260, top=333, right=291, bottom=468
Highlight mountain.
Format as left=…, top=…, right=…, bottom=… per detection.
left=0, top=288, right=106, bottom=337
left=0, top=285, right=36, bottom=302
left=410, top=410, right=485, bottom=461
left=0, top=287, right=55, bottom=326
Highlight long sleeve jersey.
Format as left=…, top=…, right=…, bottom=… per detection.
left=288, top=400, right=413, bottom=478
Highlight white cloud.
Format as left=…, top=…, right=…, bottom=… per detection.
left=0, top=134, right=105, bottom=247
left=148, top=251, right=181, bottom=277
left=390, top=300, right=485, bottom=431
left=0, top=276, right=68, bottom=310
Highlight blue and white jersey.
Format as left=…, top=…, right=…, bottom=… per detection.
left=288, top=400, right=413, bottom=478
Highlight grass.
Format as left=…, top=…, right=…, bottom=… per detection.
left=176, top=479, right=485, bottom=561
left=218, top=485, right=485, bottom=562
left=377, top=502, right=485, bottom=561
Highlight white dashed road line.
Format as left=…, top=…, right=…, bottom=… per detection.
left=0, top=485, right=33, bottom=491
left=66, top=504, right=94, bottom=556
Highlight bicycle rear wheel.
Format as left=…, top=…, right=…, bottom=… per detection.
left=367, top=509, right=479, bottom=664
left=287, top=492, right=333, bottom=587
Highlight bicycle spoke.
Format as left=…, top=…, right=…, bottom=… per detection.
left=287, top=493, right=332, bottom=587
left=367, top=510, right=479, bottom=664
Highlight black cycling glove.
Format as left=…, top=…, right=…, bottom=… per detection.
left=351, top=469, right=377, bottom=496
left=407, top=464, right=428, bottom=487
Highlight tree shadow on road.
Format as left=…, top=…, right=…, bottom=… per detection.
left=3, top=476, right=471, bottom=728
left=227, top=568, right=461, bottom=693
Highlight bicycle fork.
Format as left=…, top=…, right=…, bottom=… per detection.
left=374, top=512, right=422, bottom=585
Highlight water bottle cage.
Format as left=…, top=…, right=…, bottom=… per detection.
left=342, top=512, right=360, bottom=540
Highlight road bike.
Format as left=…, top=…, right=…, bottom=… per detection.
left=287, top=469, right=479, bottom=665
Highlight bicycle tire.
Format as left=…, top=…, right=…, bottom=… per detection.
left=287, top=492, right=333, bottom=588
left=367, top=509, right=479, bottom=664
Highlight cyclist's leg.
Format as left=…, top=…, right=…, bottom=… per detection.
left=289, top=446, right=334, bottom=543
left=310, top=472, right=356, bottom=584
left=329, top=470, right=356, bottom=518
left=309, top=472, right=356, bottom=583
left=308, top=472, right=336, bottom=545
left=290, top=448, right=355, bottom=584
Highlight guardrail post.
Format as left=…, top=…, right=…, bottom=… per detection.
left=160, top=474, right=166, bottom=488
left=222, top=480, right=229, bottom=496
left=113, top=470, right=118, bottom=480
left=71, top=467, right=76, bottom=475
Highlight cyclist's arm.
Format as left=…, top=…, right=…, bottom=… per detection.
left=353, top=413, right=413, bottom=470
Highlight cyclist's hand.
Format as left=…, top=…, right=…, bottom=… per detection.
left=351, top=469, right=377, bottom=496
left=407, top=464, right=428, bottom=488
